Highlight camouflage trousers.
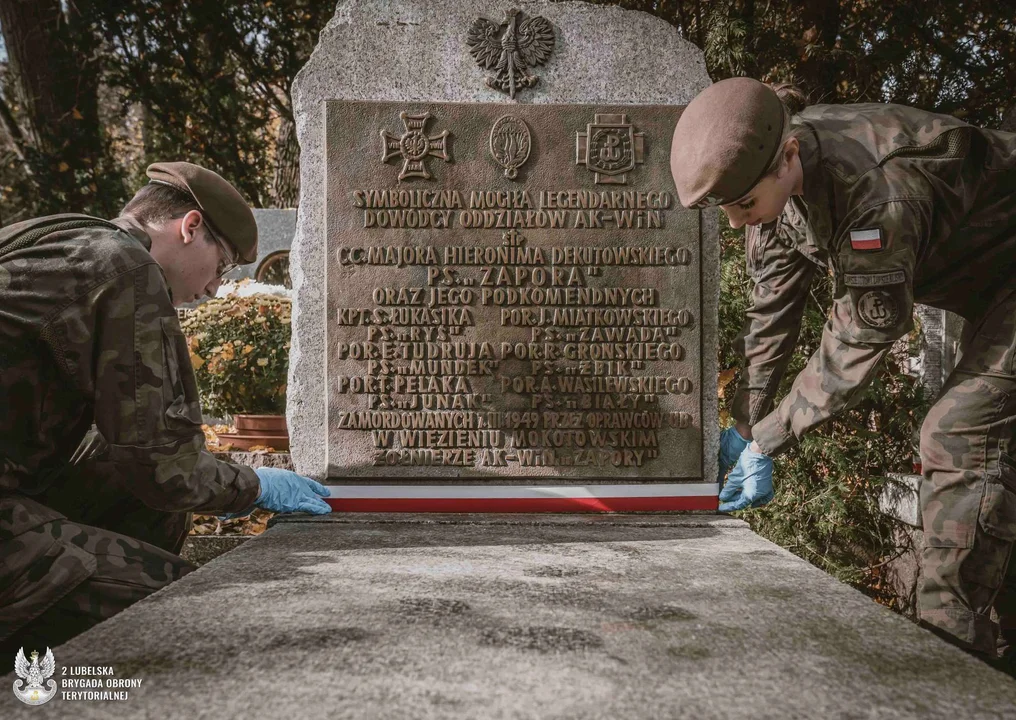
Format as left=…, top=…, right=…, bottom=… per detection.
left=0, top=456, right=195, bottom=655
left=919, top=288, right=1016, bottom=658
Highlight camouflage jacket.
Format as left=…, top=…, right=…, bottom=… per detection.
left=0, top=214, right=260, bottom=534
left=731, top=104, right=1016, bottom=456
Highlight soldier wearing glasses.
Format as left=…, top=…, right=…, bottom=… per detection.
left=0, top=162, right=330, bottom=654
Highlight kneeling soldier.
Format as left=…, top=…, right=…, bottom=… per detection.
left=0, top=162, right=330, bottom=654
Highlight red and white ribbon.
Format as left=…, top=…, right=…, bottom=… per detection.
left=322, top=483, right=718, bottom=512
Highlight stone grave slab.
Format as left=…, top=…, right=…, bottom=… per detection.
left=5, top=514, right=1015, bottom=719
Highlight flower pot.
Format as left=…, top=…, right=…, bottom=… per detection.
left=234, top=414, right=288, bottom=433
left=217, top=413, right=290, bottom=451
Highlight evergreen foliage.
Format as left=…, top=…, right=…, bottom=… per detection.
left=0, top=0, right=332, bottom=222
left=602, top=0, right=1016, bottom=127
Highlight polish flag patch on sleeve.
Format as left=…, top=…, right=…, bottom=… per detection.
left=849, top=228, right=883, bottom=252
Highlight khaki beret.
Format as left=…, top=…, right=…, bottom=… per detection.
left=146, top=161, right=258, bottom=263
left=670, top=78, right=786, bottom=209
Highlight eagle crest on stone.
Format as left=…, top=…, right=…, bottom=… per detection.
left=467, top=8, right=555, bottom=99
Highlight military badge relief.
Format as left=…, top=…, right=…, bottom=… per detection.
left=380, top=112, right=452, bottom=181
left=467, top=9, right=555, bottom=100
left=13, top=647, right=57, bottom=706
left=576, top=113, right=645, bottom=185
left=489, top=115, right=531, bottom=179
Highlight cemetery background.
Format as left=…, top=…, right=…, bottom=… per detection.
left=1, top=0, right=1015, bottom=610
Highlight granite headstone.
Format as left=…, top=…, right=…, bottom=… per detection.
left=223, top=208, right=297, bottom=284
left=290, top=0, right=718, bottom=510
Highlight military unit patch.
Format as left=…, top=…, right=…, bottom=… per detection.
left=856, top=289, right=899, bottom=328
left=844, top=270, right=906, bottom=287
left=849, top=227, right=883, bottom=252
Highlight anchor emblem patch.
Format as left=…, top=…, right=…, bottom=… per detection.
left=857, top=289, right=899, bottom=328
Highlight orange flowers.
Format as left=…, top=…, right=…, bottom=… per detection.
left=181, top=292, right=292, bottom=417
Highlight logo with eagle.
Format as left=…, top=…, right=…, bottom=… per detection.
left=13, top=647, right=58, bottom=705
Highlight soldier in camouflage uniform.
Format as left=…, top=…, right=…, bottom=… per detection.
left=671, top=78, right=1016, bottom=665
left=0, top=162, right=330, bottom=655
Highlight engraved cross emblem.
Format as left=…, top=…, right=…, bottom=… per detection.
left=380, top=112, right=452, bottom=181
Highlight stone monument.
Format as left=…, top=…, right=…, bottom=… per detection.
left=290, top=0, right=718, bottom=510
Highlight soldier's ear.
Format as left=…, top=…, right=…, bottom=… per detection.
left=776, top=137, right=799, bottom=179
left=179, top=209, right=204, bottom=245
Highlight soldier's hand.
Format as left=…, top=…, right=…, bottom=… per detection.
left=717, top=426, right=750, bottom=485
left=254, top=468, right=332, bottom=515
left=718, top=443, right=774, bottom=513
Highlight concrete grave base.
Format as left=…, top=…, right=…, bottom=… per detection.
left=4, top=514, right=1014, bottom=718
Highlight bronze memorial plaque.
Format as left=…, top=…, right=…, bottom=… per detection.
left=326, top=100, right=710, bottom=509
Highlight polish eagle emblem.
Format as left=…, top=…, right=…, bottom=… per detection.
left=467, top=8, right=556, bottom=99
left=13, top=647, right=57, bottom=706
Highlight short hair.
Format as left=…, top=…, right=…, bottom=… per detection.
left=120, top=182, right=200, bottom=226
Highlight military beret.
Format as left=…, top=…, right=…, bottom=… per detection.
left=146, top=161, right=258, bottom=263
left=670, top=78, right=786, bottom=209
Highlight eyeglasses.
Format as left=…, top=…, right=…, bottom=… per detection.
left=203, top=216, right=239, bottom=279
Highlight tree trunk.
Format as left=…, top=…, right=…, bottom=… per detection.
left=0, top=0, right=113, bottom=215
left=0, top=0, right=62, bottom=149
left=271, top=115, right=300, bottom=208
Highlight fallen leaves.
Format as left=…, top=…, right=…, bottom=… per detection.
left=191, top=509, right=273, bottom=536
left=717, top=367, right=737, bottom=398
left=202, top=423, right=234, bottom=451
left=195, top=425, right=277, bottom=536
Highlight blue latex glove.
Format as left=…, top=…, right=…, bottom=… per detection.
left=717, top=426, right=750, bottom=485
left=718, top=444, right=774, bottom=513
left=253, top=468, right=331, bottom=515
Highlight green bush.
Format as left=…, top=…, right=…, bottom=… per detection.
left=180, top=292, right=292, bottom=417
left=717, top=215, right=928, bottom=606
